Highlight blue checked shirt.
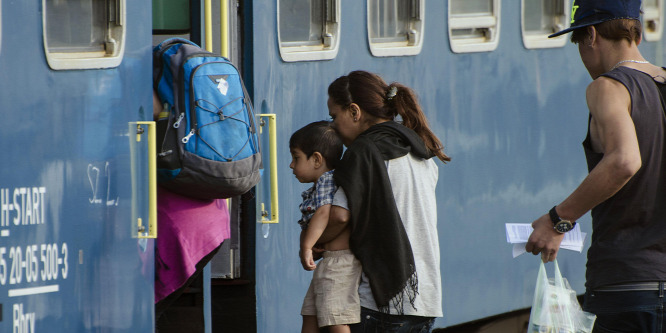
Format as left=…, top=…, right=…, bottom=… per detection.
left=298, top=170, right=337, bottom=230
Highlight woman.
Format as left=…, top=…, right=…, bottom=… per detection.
left=323, top=70, right=450, bottom=332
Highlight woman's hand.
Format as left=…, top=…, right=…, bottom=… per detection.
left=299, top=248, right=317, bottom=271
left=312, top=245, right=325, bottom=261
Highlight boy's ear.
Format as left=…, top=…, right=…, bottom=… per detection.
left=311, top=152, right=324, bottom=168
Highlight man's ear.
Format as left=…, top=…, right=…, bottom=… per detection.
left=587, top=26, right=597, bottom=46
left=311, top=152, right=324, bottom=169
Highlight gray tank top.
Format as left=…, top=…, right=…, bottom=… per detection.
left=583, top=66, right=666, bottom=289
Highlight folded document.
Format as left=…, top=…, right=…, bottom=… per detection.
left=506, top=223, right=587, bottom=258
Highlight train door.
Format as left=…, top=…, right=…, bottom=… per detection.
left=0, top=1, right=155, bottom=332
left=205, top=3, right=261, bottom=330
left=152, top=1, right=259, bottom=332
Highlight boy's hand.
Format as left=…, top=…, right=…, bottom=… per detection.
left=299, top=248, right=317, bottom=271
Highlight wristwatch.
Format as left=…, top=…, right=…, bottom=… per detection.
left=549, top=206, right=576, bottom=233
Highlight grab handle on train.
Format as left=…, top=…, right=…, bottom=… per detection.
left=129, top=121, right=158, bottom=239
left=257, top=114, right=279, bottom=224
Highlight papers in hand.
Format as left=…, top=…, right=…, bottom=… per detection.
left=505, top=223, right=587, bottom=258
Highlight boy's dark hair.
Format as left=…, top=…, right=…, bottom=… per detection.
left=571, top=19, right=642, bottom=45
left=289, top=121, right=343, bottom=169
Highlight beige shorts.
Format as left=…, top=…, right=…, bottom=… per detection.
left=301, top=249, right=362, bottom=327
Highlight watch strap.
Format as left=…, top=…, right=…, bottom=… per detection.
left=549, top=206, right=560, bottom=224
left=549, top=206, right=576, bottom=232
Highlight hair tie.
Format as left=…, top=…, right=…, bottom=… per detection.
left=386, top=86, right=398, bottom=101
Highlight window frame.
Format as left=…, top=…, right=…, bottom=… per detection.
left=366, top=0, right=425, bottom=57
left=277, top=0, right=341, bottom=62
left=42, top=0, right=126, bottom=70
left=521, top=0, right=569, bottom=49
left=448, top=0, right=502, bottom=53
left=643, top=0, right=664, bottom=42
left=0, top=0, right=2, bottom=57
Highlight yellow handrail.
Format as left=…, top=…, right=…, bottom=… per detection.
left=204, top=0, right=213, bottom=52
left=131, top=121, right=157, bottom=239
left=218, top=0, right=230, bottom=211
left=258, top=114, right=279, bottom=224
left=220, top=0, right=229, bottom=58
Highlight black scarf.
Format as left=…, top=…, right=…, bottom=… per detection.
left=333, top=121, right=433, bottom=314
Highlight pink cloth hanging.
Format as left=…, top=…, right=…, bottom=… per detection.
left=154, top=186, right=230, bottom=303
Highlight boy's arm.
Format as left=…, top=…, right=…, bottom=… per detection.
left=299, top=204, right=331, bottom=270
left=299, top=228, right=315, bottom=271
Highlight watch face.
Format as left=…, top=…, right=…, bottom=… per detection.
left=554, top=221, right=573, bottom=233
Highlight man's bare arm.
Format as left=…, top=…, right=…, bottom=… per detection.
left=558, top=76, right=641, bottom=218
left=527, top=77, right=641, bottom=262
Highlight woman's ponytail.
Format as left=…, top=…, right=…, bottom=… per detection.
left=389, top=83, right=451, bottom=163
left=329, top=71, right=450, bottom=163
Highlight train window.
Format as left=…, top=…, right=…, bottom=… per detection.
left=521, top=0, right=569, bottom=49
left=643, top=0, right=664, bottom=42
left=43, top=0, right=126, bottom=70
left=278, top=0, right=340, bottom=62
left=367, top=0, right=424, bottom=57
left=448, top=0, right=501, bottom=53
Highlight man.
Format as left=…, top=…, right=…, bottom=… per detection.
left=525, top=0, right=666, bottom=331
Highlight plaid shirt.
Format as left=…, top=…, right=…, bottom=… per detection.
left=298, top=170, right=337, bottom=230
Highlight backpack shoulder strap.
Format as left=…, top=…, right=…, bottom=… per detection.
left=153, top=38, right=202, bottom=89
left=156, top=38, right=199, bottom=51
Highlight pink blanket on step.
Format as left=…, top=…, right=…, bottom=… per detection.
left=154, top=186, right=230, bottom=303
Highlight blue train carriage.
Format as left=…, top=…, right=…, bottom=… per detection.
left=3, top=0, right=665, bottom=332
left=249, top=0, right=666, bottom=332
left=0, top=0, right=155, bottom=332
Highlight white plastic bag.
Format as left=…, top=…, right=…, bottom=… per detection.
left=527, top=260, right=596, bottom=333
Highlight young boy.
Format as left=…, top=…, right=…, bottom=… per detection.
left=289, top=121, right=362, bottom=333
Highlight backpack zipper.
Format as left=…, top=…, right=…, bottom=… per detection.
left=181, top=129, right=195, bottom=144
left=173, top=113, right=185, bottom=128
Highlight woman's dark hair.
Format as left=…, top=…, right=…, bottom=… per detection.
left=289, top=121, right=343, bottom=169
left=571, top=19, right=642, bottom=45
left=328, top=70, right=450, bottom=162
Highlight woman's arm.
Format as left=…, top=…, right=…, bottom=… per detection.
left=316, top=205, right=350, bottom=244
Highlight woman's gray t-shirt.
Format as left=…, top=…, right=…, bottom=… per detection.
left=333, top=153, right=442, bottom=317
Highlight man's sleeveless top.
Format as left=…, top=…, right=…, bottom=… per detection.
left=583, top=66, right=666, bottom=289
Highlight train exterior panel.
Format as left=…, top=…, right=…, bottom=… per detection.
left=1, top=0, right=664, bottom=332
left=0, top=1, right=154, bottom=332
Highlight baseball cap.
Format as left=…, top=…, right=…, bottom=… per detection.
left=548, top=0, right=642, bottom=38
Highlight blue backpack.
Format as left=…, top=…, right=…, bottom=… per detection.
left=153, top=38, right=261, bottom=199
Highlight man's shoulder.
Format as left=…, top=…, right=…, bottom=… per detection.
left=586, top=75, right=630, bottom=109
left=588, top=75, right=627, bottom=94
